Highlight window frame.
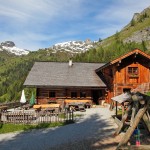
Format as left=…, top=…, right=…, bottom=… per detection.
left=128, top=67, right=139, bottom=77
left=71, top=92, right=77, bottom=98
left=49, top=91, right=56, bottom=98
left=80, top=91, right=86, bottom=98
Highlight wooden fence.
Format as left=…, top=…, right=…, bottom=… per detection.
left=0, top=102, right=20, bottom=111
left=0, top=110, right=74, bottom=124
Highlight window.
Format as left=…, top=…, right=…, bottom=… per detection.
left=71, top=92, right=77, bottom=98
left=49, top=91, right=55, bottom=98
left=123, top=88, right=131, bottom=93
left=37, top=89, right=49, bottom=97
left=80, top=92, right=86, bottom=98
left=128, top=67, right=138, bottom=76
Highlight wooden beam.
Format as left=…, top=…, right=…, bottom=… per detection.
left=116, top=101, right=118, bottom=116
left=117, top=104, right=148, bottom=148
left=142, top=111, right=150, bottom=133
left=146, top=111, right=150, bottom=120
left=117, top=145, right=150, bottom=150
left=130, top=107, right=136, bottom=126
left=114, top=105, right=132, bottom=136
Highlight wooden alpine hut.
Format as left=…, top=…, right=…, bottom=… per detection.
left=24, top=61, right=107, bottom=108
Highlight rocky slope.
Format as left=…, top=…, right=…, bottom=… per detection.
left=99, top=6, right=150, bottom=50
left=122, top=6, right=150, bottom=48
left=123, top=27, right=150, bottom=43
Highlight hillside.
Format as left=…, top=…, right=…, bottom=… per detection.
left=0, top=47, right=77, bottom=102
left=86, top=7, right=150, bottom=61
left=74, top=6, right=150, bottom=63
left=0, top=6, right=150, bottom=102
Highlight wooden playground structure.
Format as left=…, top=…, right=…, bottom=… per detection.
left=113, top=92, right=150, bottom=149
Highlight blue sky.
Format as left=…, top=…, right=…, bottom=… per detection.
left=0, top=0, right=150, bottom=51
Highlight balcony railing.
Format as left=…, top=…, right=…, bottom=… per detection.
left=128, top=74, right=139, bottom=78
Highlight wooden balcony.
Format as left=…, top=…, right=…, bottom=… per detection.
left=128, top=74, right=139, bottom=78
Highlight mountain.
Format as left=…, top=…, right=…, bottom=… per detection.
left=1, top=6, right=150, bottom=103
left=74, top=6, right=150, bottom=62
left=0, top=41, right=29, bottom=56
left=0, top=39, right=94, bottom=57
left=51, top=39, right=95, bottom=53
left=100, top=6, right=150, bottom=49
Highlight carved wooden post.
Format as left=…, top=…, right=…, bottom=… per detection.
left=142, top=111, right=150, bottom=132
left=130, top=107, right=136, bottom=126
left=114, top=104, right=132, bottom=136
left=117, top=104, right=148, bottom=149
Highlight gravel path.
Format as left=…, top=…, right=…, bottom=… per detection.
left=0, top=107, right=117, bottom=150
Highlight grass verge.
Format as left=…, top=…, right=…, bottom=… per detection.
left=0, top=121, right=74, bottom=134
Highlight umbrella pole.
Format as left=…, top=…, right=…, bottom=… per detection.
left=116, top=101, right=118, bottom=116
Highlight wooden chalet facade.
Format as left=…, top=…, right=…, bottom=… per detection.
left=96, top=49, right=150, bottom=103
left=24, top=62, right=107, bottom=106
left=24, top=49, right=150, bottom=106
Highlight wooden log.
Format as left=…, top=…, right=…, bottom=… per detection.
left=117, top=145, right=150, bottom=150
left=146, top=111, right=150, bottom=120
left=114, top=105, right=132, bottom=136
left=130, top=97, right=140, bottom=126
left=117, top=104, right=148, bottom=149
left=130, top=107, right=136, bottom=126
left=132, top=94, right=143, bottom=102
left=116, top=101, right=118, bottom=116
left=132, top=96, right=139, bottom=113
left=130, top=93, right=144, bottom=127
left=142, top=111, right=150, bottom=133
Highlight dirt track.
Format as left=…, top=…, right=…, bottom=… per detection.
left=0, top=107, right=119, bottom=150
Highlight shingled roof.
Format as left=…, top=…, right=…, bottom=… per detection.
left=24, top=62, right=106, bottom=88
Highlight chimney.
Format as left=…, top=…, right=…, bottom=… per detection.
left=69, top=59, right=73, bottom=67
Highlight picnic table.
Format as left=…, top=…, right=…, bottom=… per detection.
left=33, top=104, right=60, bottom=109
left=33, top=104, right=61, bottom=113
left=64, top=99, right=92, bottom=108
left=68, top=102, right=86, bottom=111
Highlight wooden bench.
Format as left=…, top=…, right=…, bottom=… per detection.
left=33, top=104, right=60, bottom=113
left=65, top=99, right=92, bottom=109
left=33, top=104, right=60, bottom=109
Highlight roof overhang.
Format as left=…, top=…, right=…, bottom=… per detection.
left=96, top=49, right=150, bottom=72
left=24, top=85, right=107, bottom=89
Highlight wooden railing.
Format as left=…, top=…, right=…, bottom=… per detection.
left=1, top=110, right=74, bottom=124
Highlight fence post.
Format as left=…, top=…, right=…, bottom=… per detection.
left=0, top=112, right=1, bottom=123
left=23, top=109, right=25, bottom=124
left=72, top=110, right=74, bottom=121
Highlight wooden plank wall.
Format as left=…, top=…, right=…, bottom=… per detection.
left=103, top=61, right=150, bottom=103
left=37, top=88, right=94, bottom=104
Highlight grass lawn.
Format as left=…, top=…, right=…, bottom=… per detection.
left=0, top=121, right=74, bottom=134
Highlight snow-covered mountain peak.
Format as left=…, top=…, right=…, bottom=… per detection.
left=0, top=41, right=29, bottom=56
left=51, top=39, right=94, bottom=53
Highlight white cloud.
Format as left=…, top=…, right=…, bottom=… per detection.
left=0, top=0, right=150, bottom=50
left=0, top=0, right=83, bottom=23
